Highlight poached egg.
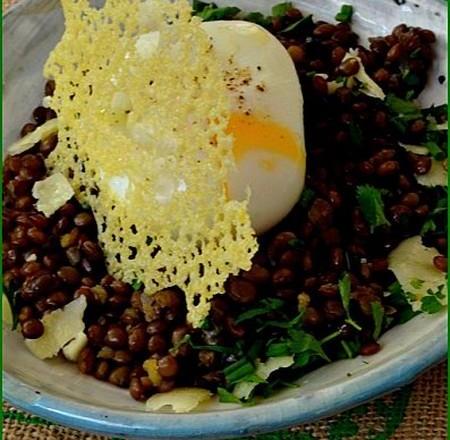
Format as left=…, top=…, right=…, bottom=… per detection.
left=202, top=20, right=306, bottom=234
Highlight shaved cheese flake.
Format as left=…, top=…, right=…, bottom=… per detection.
left=32, top=173, right=75, bottom=217
left=8, top=118, right=58, bottom=156
left=417, top=159, right=447, bottom=187
left=388, top=236, right=447, bottom=311
left=233, top=356, right=294, bottom=400
left=316, top=51, right=384, bottom=99
left=62, top=331, right=88, bottom=362
left=343, top=50, right=385, bottom=100
left=44, top=0, right=257, bottom=327
left=400, top=143, right=429, bottom=156
left=25, top=296, right=87, bottom=360
left=146, top=388, right=212, bottom=413
left=399, top=144, right=448, bottom=187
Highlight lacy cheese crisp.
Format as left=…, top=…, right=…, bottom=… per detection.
left=45, top=0, right=258, bottom=327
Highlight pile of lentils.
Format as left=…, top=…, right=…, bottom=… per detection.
left=3, top=6, right=447, bottom=402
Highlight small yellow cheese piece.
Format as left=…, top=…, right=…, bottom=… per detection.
left=146, top=388, right=212, bottom=413
left=25, top=296, right=87, bottom=359
left=32, top=172, right=75, bottom=217
left=44, top=0, right=258, bottom=327
left=388, top=236, right=447, bottom=311
left=8, top=119, right=58, bottom=156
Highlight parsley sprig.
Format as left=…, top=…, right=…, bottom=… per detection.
left=356, top=185, right=390, bottom=233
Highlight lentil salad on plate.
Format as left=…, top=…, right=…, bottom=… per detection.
left=3, top=0, right=448, bottom=415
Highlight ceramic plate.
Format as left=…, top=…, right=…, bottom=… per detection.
left=3, top=0, right=448, bottom=438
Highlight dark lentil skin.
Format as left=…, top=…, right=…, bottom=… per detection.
left=2, top=10, right=445, bottom=402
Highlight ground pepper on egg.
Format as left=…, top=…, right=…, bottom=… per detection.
left=2, top=1, right=447, bottom=404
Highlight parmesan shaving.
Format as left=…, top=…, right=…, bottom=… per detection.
left=318, top=51, right=385, bottom=99
left=399, top=144, right=448, bottom=187
left=417, top=159, right=447, bottom=187
left=146, top=388, right=212, bottom=413
left=62, top=331, right=88, bottom=362
left=8, top=118, right=58, bottom=156
left=233, top=356, right=294, bottom=400
left=32, top=173, right=75, bottom=217
left=343, top=50, right=385, bottom=100
left=25, top=296, right=87, bottom=360
left=388, top=236, right=447, bottom=311
left=44, top=0, right=258, bottom=327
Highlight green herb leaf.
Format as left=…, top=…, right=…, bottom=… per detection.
left=421, top=219, right=437, bottom=235
left=338, top=272, right=351, bottom=315
left=288, top=329, right=330, bottom=362
left=243, top=12, right=271, bottom=28
left=424, top=141, right=446, bottom=160
left=386, top=281, right=420, bottom=324
left=299, top=188, right=316, bottom=208
left=294, top=351, right=313, bottom=367
left=170, top=334, right=191, bottom=355
left=371, top=301, right=385, bottom=340
left=190, top=343, right=235, bottom=354
left=385, top=94, right=422, bottom=118
left=271, top=2, right=292, bottom=17
left=192, top=0, right=212, bottom=13
left=224, top=359, right=255, bottom=384
left=339, top=273, right=362, bottom=331
left=356, top=184, right=390, bottom=232
left=217, top=387, right=242, bottom=404
left=131, top=279, right=143, bottom=291
left=266, top=341, right=291, bottom=357
left=349, top=121, right=363, bottom=147
left=240, top=373, right=266, bottom=384
left=235, top=298, right=284, bottom=324
left=288, top=238, right=304, bottom=249
left=421, top=295, right=445, bottom=314
left=335, top=4, right=353, bottom=23
left=196, top=5, right=241, bottom=21
left=280, top=14, right=313, bottom=34
left=340, top=340, right=353, bottom=358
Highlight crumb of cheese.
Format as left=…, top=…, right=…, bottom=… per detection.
left=44, top=0, right=258, bottom=327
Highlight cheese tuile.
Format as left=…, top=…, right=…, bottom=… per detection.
left=44, top=0, right=258, bottom=327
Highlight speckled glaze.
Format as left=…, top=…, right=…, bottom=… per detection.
left=3, top=0, right=448, bottom=438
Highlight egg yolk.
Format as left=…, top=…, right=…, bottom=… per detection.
left=227, top=112, right=304, bottom=167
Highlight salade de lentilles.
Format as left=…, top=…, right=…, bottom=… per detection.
left=3, top=2, right=447, bottom=404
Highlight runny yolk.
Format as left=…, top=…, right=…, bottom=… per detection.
left=227, top=112, right=304, bottom=166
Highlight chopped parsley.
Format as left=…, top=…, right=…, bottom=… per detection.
left=192, top=1, right=241, bottom=21
left=271, top=2, right=293, bottom=17
left=280, top=14, right=313, bottom=34
left=356, top=185, right=390, bottom=232
left=131, top=279, right=143, bottom=291
left=339, top=272, right=362, bottom=331
left=335, top=4, right=353, bottom=23
left=371, top=301, right=385, bottom=340
left=243, top=12, right=271, bottom=28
